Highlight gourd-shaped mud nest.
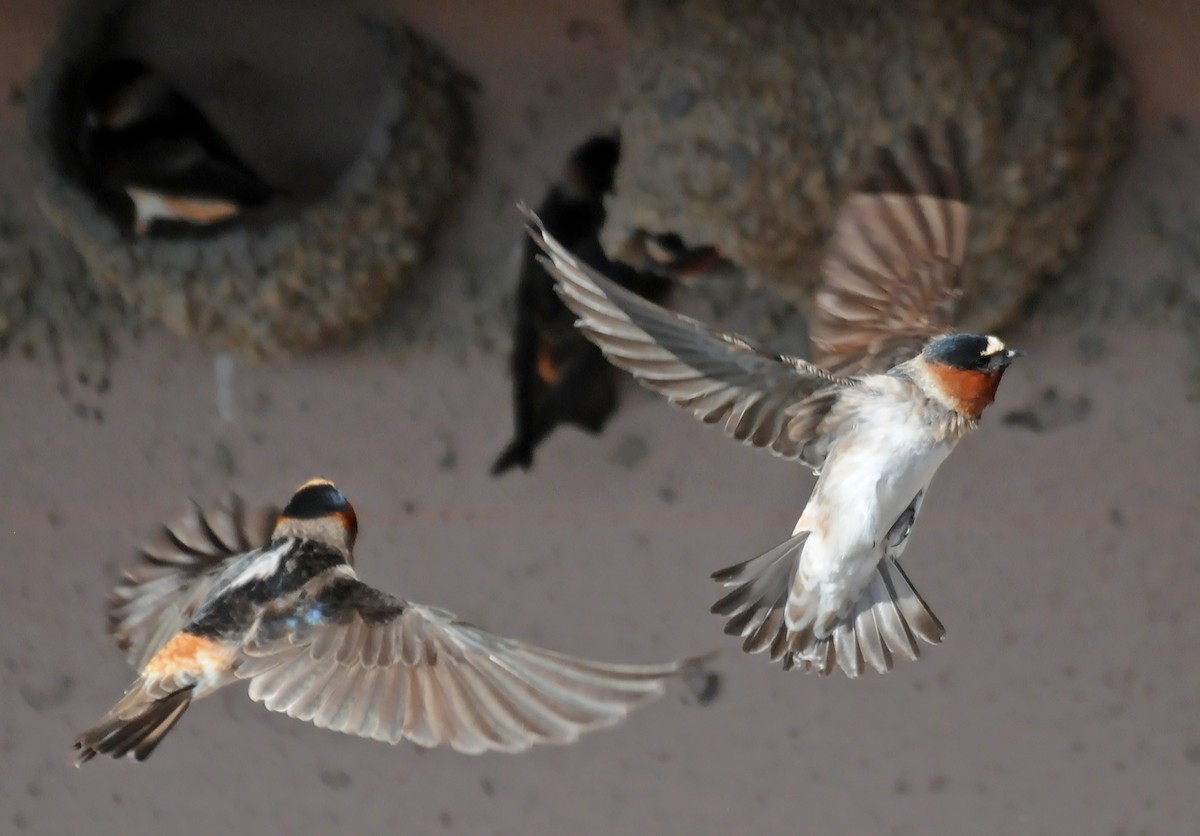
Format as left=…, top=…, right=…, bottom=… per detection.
left=25, top=0, right=474, bottom=356
left=604, top=0, right=1133, bottom=332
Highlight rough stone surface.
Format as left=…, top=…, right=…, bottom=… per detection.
left=24, top=0, right=474, bottom=357
left=0, top=199, right=128, bottom=415
left=605, top=0, right=1134, bottom=333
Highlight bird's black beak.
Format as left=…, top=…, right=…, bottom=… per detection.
left=983, top=347, right=1023, bottom=373
left=997, top=348, right=1024, bottom=369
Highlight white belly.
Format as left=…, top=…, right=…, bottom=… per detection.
left=794, top=402, right=956, bottom=622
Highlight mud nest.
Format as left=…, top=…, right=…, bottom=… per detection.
left=605, top=0, right=1133, bottom=332
left=25, top=0, right=474, bottom=357
left=0, top=202, right=128, bottom=417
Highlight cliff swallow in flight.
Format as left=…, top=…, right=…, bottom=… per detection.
left=80, top=57, right=274, bottom=236
left=492, top=133, right=718, bottom=476
left=522, top=124, right=1023, bottom=677
left=75, top=479, right=699, bottom=763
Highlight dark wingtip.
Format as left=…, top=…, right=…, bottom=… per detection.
left=490, top=439, right=533, bottom=476
left=710, top=563, right=742, bottom=583
left=678, top=652, right=722, bottom=706
left=72, top=741, right=96, bottom=767
left=865, top=122, right=971, bottom=203
left=943, top=119, right=971, bottom=202
left=870, top=145, right=914, bottom=195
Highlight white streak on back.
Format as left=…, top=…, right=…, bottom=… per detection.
left=225, top=541, right=290, bottom=590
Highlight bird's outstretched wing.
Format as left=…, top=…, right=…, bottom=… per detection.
left=523, top=205, right=854, bottom=462
left=810, top=124, right=971, bottom=375
left=237, top=578, right=694, bottom=754
left=108, top=495, right=277, bottom=671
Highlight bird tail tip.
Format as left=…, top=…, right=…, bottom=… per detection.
left=72, top=685, right=194, bottom=766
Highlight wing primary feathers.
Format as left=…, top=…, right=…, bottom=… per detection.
left=521, top=203, right=852, bottom=465
left=235, top=576, right=695, bottom=755
left=810, top=122, right=972, bottom=376
left=108, top=495, right=274, bottom=671
left=943, top=121, right=970, bottom=202
left=906, top=126, right=942, bottom=197
left=86, top=486, right=702, bottom=761
left=190, top=499, right=235, bottom=554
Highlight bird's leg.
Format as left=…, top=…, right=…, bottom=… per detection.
left=886, top=490, right=924, bottom=550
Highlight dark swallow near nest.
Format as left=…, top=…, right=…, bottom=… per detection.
left=74, top=479, right=701, bottom=763
left=525, top=124, right=1024, bottom=678
left=615, top=228, right=727, bottom=279
left=492, top=133, right=718, bottom=476
left=80, top=57, right=274, bottom=236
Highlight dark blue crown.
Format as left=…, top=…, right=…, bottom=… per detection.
left=923, top=333, right=1015, bottom=373
left=282, top=482, right=350, bottom=520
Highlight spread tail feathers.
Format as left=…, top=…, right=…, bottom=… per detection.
left=785, top=559, right=945, bottom=677
left=711, top=532, right=808, bottom=663
left=712, top=536, right=945, bottom=677
left=73, top=684, right=194, bottom=765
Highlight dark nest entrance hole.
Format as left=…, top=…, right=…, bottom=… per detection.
left=27, top=0, right=474, bottom=356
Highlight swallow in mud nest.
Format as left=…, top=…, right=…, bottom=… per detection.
left=79, top=57, right=274, bottom=236
left=523, top=124, right=1024, bottom=678
left=74, top=479, right=702, bottom=763
left=492, top=133, right=719, bottom=476
left=615, top=229, right=727, bottom=279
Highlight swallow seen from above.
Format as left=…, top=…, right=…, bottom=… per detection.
left=75, top=478, right=698, bottom=764
left=492, top=132, right=720, bottom=476
left=80, top=57, right=275, bottom=236
left=523, top=124, right=1023, bottom=678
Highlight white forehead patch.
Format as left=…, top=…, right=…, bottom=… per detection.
left=981, top=336, right=1007, bottom=357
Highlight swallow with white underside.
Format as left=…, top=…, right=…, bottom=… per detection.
left=75, top=479, right=704, bottom=763
left=522, top=124, right=1023, bottom=678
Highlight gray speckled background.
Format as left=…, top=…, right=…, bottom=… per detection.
left=1, top=1, right=1199, bottom=834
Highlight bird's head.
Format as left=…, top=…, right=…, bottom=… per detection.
left=272, top=478, right=358, bottom=556
left=84, top=58, right=162, bottom=131
left=562, top=133, right=620, bottom=200
left=917, top=334, right=1023, bottom=420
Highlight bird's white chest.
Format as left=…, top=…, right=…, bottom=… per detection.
left=797, top=395, right=957, bottom=586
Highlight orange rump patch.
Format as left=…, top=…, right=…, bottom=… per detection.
left=143, top=633, right=236, bottom=680
left=536, top=343, right=561, bottom=386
